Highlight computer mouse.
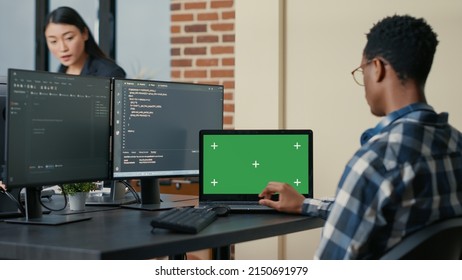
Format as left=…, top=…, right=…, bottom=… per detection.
left=210, top=204, right=231, bottom=217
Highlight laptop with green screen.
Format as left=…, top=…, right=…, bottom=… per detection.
left=198, top=129, right=313, bottom=212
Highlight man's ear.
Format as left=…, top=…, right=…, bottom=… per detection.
left=373, top=58, right=386, bottom=82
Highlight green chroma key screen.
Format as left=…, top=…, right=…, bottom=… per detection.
left=202, top=133, right=311, bottom=195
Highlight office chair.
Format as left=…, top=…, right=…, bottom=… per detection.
left=380, top=217, right=462, bottom=259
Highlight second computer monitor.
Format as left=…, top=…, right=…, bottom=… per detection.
left=112, top=78, right=223, bottom=208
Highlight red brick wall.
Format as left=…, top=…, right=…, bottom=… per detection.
left=170, top=0, right=235, bottom=129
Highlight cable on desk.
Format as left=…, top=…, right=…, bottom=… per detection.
left=1, top=187, right=25, bottom=215
left=41, top=185, right=67, bottom=212
left=120, top=180, right=141, bottom=203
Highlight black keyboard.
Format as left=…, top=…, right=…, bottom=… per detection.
left=150, top=207, right=217, bottom=234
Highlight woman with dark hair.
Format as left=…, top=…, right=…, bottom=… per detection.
left=44, top=6, right=126, bottom=78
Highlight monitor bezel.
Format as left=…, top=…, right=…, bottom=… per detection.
left=110, top=77, right=224, bottom=180
left=5, top=69, right=112, bottom=189
left=198, top=129, right=314, bottom=202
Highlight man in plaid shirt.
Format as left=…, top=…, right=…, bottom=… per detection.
left=259, top=15, right=462, bottom=259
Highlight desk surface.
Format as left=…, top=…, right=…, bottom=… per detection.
left=0, top=207, right=323, bottom=259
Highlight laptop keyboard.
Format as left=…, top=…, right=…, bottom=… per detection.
left=204, top=201, right=259, bottom=205
left=227, top=204, right=275, bottom=211
left=150, top=207, right=217, bottom=234
left=198, top=201, right=275, bottom=212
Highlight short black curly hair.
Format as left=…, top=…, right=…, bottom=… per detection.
left=364, top=15, right=438, bottom=87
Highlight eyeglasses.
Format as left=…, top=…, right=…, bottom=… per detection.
left=351, top=60, right=372, bottom=86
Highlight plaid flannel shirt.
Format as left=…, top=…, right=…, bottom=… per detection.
left=302, top=104, right=462, bottom=259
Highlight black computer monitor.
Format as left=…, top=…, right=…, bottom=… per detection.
left=5, top=69, right=112, bottom=224
left=0, top=76, right=22, bottom=219
left=0, top=76, right=6, bottom=180
left=112, top=78, right=223, bottom=210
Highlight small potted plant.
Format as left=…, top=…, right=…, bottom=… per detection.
left=62, top=182, right=97, bottom=211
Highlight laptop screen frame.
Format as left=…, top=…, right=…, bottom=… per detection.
left=199, top=129, right=313, bottom=202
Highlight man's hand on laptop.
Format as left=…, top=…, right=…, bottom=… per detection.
left=259, top=182, right=305, bottom=214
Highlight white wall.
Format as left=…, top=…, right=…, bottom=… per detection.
left=117, top=0, right=171, bottom=80
left=235, top=0, right=284, bottom=128
left=0, top=0, right=35, bottom=75
left=235, top=0, right=462, bottom=259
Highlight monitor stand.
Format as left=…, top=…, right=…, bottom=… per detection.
left=121, top=177, right=197, bottom=211
left=85, top=180, right=137, bottom=206
left=0, top=211, right=23, bottom=220
left=4, top=187, right=91, bottom=225
left=0, top=188, right=23, bottom=220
